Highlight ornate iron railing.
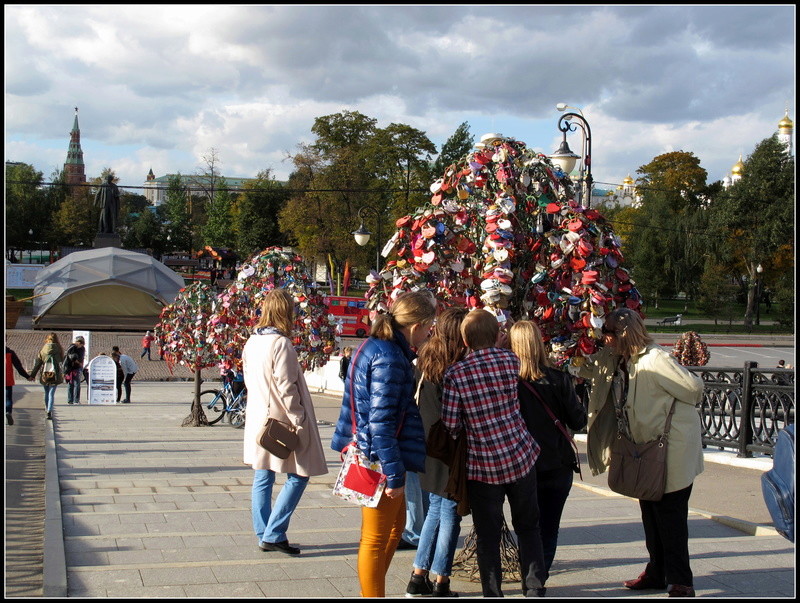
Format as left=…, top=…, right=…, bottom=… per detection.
left=690, top=362, right=795, bottom=457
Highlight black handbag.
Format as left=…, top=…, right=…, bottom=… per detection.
left=258, top=418, right=299, bottom=460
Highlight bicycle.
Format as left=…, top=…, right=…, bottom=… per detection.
left=200, top=379, right=247, bottom=428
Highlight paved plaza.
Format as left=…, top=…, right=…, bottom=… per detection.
left=4, top=379, right=795, bottom=599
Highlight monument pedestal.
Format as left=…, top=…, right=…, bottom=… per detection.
left=93, top=233, right=122, bottom=249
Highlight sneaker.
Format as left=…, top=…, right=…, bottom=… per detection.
left=432, top=580, right=458, bottom=597
left=46, top=412, right=52, bottom=420
left=6, top=413, right=13, bottom=425
left=68, top=401, right=73, bottom=405
left=405, top=572, right=434, bottom=597
left=397, top=538, right=418, bottom=550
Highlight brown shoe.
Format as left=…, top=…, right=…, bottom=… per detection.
left=623, top=571, right=666, bottom=590
left=668, top=585, right=696, bottom=597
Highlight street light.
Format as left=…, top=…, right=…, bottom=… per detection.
left=549, top=132, right=580, bottom=175
left=554, top=103, right=593, bottom=208
left=352, top=205, right=383, bottom=272
left=755, top=263, right=764, bottom=326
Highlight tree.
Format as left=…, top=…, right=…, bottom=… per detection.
left=162, top=174, right=193, bottom=252
left=202, top=177, right=235, bottom=248
left=708, top=135, right=794, bottom=325
left=235, top=169, right=289, bottom=256
left=433, top=121, right=474, bottom=176
left=626, top=151, right=711, bottom=303
left=5, top=162, right=46, bottom=252
left=153, top=282, right=219, bottom=426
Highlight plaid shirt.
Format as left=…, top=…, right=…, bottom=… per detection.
left=442, top=347, right=539, bottom=484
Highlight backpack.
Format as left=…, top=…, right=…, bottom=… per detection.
left=761, top=424, right=795, bottom=542
left=42, top=355, right=59, bottom=385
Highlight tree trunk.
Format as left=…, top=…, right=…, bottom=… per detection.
left=182, top=366, right=210, bottom=427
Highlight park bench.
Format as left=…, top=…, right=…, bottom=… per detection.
left=657, top=314, right=683, bottom=327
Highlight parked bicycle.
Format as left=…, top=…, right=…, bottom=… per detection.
left=200, top=375, right=247, bottom=428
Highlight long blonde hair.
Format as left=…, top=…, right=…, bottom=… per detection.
left=256, top=288, right=295, bottom=336
left=417, top=306, right=469, bottom=384
left=371, top=289, right=436, bottom=341
left=605, top=308, right=653, bottom=359
left=509, top=320, right=551, bottom=381
left=41, top=332, right=64, bottom=356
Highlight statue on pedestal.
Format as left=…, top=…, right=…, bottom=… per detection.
left=95, top=174, right=120, bottom=234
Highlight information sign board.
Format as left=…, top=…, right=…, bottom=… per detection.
left=88, top=355, right=117, bottom=405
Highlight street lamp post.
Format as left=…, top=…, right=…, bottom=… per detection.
left=553, top=104, right=593, bottom=208
left=755, top=263, right=764, bottom=326
left=352, top=205, right=383, bottom=272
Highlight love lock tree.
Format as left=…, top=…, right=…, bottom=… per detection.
left=365, top=134, right=642, bottom=369
left=154, top=281, right=220, bottom=426
left=206, top=246, right=338, bottom=373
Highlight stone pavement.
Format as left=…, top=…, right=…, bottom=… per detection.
left=4, top=381, right=795, bottom=599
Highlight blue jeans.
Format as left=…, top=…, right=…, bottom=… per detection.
left=251, top=470, right=309, bottom=544
left=402, top=471, right=429, bottom=545
left=67, top=371, right=81, bottom=403
left=413, top=492, right=462, bottom=577
left=43, top=385, right=57, bottom=413
left=467, top=469, right=547, bottom=597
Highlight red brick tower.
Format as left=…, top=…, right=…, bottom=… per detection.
left=64, top=106, right=87, bottom=196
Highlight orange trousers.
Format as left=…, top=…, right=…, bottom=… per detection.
left=358, top=491, right=406, bottom=597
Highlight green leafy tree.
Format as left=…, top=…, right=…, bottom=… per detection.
left=5, top=162, right=46, bottom=252
left=433, top=121, right=475, bottom=176
left=708, top=135, right=794, bottom=325
left=202, top=177, right=235, bottom=248
left=235, top=169, right=289, bottom=256
left=162, top=174, right=193, bottom=252
left=626, top=151, right=710, bottom=304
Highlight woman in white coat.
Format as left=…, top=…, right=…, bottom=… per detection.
left=243, top=288, right=327, bottom=556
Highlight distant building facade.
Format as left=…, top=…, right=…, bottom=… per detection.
left=143, top=172, right=258, bottom=206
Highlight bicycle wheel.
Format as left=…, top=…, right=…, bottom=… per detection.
left=228, top=395, right=246, bottom=429
left=200, top=389, right=226, bottom=425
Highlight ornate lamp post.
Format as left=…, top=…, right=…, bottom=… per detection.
left=553, top=103, right=593, bottom=207
left=352, top=205, right=383, bottom=272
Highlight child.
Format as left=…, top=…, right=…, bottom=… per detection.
left=338, top=346, right=353, bottom=382
left=441, top=309, right=547, bottom=597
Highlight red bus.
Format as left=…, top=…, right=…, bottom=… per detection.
left=325, top=296, right=371, bottom=337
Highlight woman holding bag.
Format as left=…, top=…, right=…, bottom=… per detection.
left=576, top=308, right=704, bottom=598
left=331, top=289, right=436, bottom=597
left=243, top=288, right=327, bottom=556
left=29, top=332, right=65, bottom=421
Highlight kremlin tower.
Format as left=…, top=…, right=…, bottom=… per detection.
left=64, top=107, right=87, bottom=196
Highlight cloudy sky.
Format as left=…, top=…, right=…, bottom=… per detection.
left=4, top=4, right=796, bottom=195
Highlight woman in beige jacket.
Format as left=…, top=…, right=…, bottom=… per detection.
left=577, top=308, right=704, bottom=598
left=242, top=288, right=327, bottom=556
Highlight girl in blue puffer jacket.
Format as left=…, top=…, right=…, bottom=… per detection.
left=331, top=289, right=436, bottom=597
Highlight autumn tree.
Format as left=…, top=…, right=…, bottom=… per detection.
left=234, top=169, right=289, bottom=256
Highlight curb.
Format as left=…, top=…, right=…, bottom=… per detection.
left=571, top=481, right=779, bottom=538
left=43, top=417, right=68, bottom=597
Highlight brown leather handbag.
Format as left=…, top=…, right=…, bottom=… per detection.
left=258, top=418, right=299, bottom=460
left=607, top=399, right=677, bottom=502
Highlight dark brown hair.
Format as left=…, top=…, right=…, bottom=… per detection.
left=416, top=306, right=469, bottom=384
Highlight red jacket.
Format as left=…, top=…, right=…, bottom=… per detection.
left=6, top=347, right=31, bottom=387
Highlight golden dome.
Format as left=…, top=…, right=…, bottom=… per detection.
left=731, top=154, right=745, bottom=175
left=778, top=110, right=793, bottom=130
left=623, top=174, right=634, bottom=186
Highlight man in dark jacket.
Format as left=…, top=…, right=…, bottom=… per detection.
left=64, top=336, right=86, bottom=404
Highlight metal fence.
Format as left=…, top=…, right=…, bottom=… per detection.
left=689, top=362, right=795, bottom=457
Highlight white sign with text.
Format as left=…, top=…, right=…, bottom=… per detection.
left=88, top=355, right=118, bottom=405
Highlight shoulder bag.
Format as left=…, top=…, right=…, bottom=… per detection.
left=607, top=399, right=677, bottom=501
left=332, top=341, right=404, bottom=507
left=42, top=354, right=59, bottom=385
left=521, top=379, right=583, bottom=480
left=257, top=335, right=299, bottom=459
